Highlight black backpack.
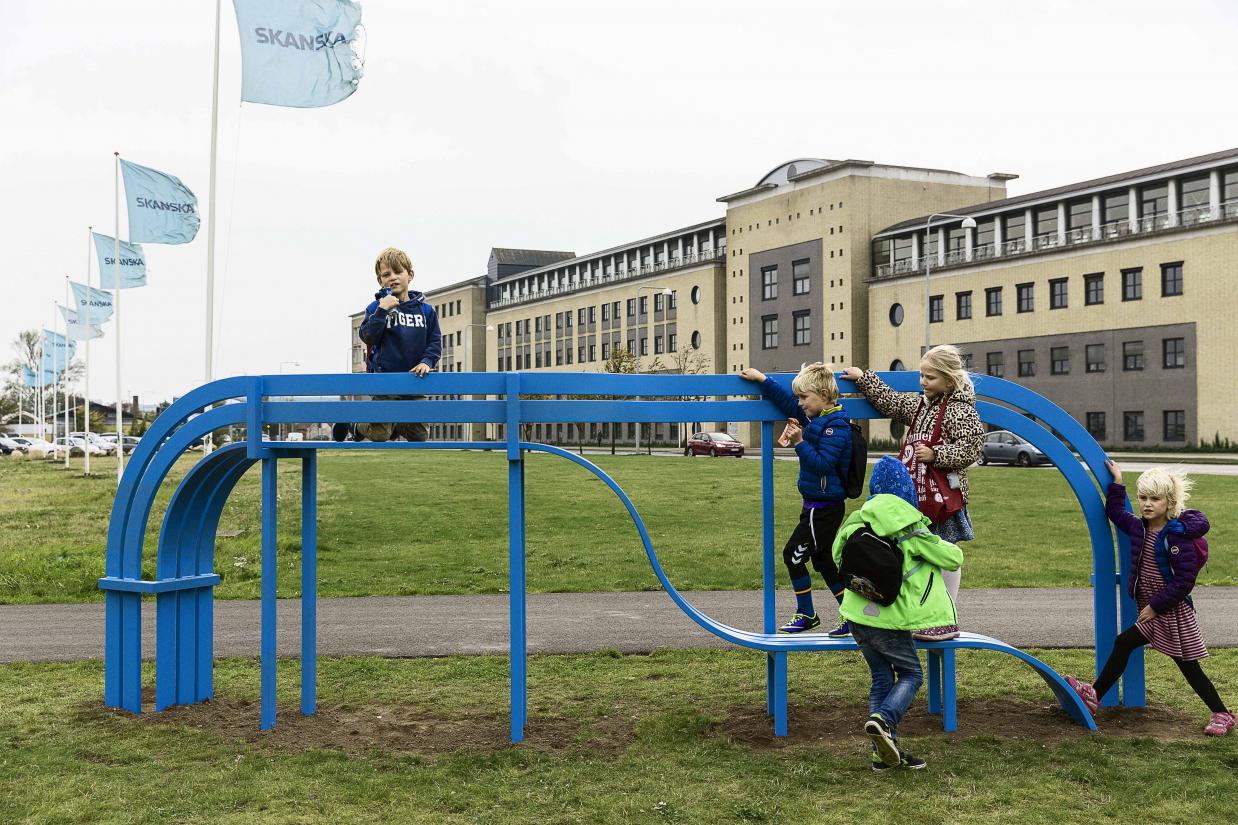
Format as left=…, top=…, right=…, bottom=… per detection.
left=838, top=526, right=926, bottom=606
left=844, top=422, right=867, bottom=499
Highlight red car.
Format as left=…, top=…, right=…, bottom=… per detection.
left=684, top=431, right=745, bottom=458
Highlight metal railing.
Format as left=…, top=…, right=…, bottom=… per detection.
left=872, top=199, right=1238, bottom=279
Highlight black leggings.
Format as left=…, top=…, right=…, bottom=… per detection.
left=781, top=506, right=845, bottom=593
left=1093, top=625, right=1228, bottom=714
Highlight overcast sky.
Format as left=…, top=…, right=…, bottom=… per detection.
left=2, top=0, right=1236, bottom=404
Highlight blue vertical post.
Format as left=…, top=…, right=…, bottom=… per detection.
left=926, top=649, right=942, bottom=715
left=301, top=451, right=317, bottom=717
left=505, top=373, right=526, bottom=743
left=941, top=648, right=958, bottom=732
left=261, top=457, right=278, bottom=731
left=761, top=419, right=776, bottom=716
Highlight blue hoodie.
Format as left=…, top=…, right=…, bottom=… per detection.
left=760, top=376, right=852, bottom=502
left=358, top=289, right=442, bottom=374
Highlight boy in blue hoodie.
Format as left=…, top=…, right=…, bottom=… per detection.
left=740, top=363, right=852, bottom=634
left=344, top=247, right=441, bottom=442
left=832, top=457, right=963, bottom=771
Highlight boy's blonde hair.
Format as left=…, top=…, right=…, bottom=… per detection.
left=791, top=362, right=839, bottom=405
left=920, top=344, right=974, bottom=394
left=1136, top=467, right=1194, bottom=518
left=374, top=247, right=413, bottom=280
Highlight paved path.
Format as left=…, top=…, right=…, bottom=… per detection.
left=3, top=588, right=1237, bottom=663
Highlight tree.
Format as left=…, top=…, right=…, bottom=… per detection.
left=602, top=346, right=638, bottom=454
left=668, top=346, right=711, bottom=447
left=2, top=329, right=84, bottom=434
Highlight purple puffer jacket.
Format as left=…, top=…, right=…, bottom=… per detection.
left=1106, top=483, right=1210, bottom=615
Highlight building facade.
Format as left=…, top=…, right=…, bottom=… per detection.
left=349, top=149, right=1238, bottom=448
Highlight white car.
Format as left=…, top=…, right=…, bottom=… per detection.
left=14, top=437, right=57, bottom=458
left=69, top=432, right=117, bottom=456
left=50, top=436, right=107, bottom=458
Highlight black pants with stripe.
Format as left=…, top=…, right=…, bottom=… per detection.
left=782, top=505, right=846, bottom=594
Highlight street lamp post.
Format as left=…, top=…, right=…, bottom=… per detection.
left=922, top=213, right=977, bottom=352
left=634, top=286, right=673, bottom=453
left=278, top=361, right=299, bottom=441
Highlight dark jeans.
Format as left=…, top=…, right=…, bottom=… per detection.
left=851, top=622, right=923, bottom=737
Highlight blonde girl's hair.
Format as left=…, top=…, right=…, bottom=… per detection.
left=791, top=362, right=839, bottom=406
left=1136, top=467, right=1194, bottom=518
left=374, top=247, right=413, bottom=280
left=921, top=344, right=974, bottom=394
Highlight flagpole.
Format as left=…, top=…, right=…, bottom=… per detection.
left=84, top=226, right=93, bottom=475
left=203, top=0, right=222, bottom=457
left=114, top=152, right=124, bottom=482
left=64, top=278, right=72, bottom=469
left=38, top=331, right=45, bottom=443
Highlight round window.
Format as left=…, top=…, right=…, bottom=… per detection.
left=890, top=421, right=905, bottom=441
left=889, top=303, right=904, bottom=326
left=691, top=285, right=701, bottom=304
left=691, top=331, right=701, bottom=349
left=890, top=359, right=905, bottom=371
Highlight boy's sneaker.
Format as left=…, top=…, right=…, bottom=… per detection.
left=778, top=613, right=820, bottom=634
left=912, top=625, right=961, bottom=642
left=1204, top=711, right=1235, bottom=736
left=331, top=423, right=352, bottom=442
left=897, top=752, right=927, bottom=770
left=827, top=620, right=852, bottom=638
left=870, top=753, right=896, bottom=772
left=864, top=713, right=900, bottom=767
left=1065, top=675, right=1100, bottom=714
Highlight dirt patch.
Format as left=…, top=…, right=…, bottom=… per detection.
left=81, top=694, right=635, bottom=759
left=717, top=698, right=1202, bottom=753
left=79, top=695, right=1201, bottom=759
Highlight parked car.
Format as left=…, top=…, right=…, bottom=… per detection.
left=979, top=430, right=1051, bottom=467
left=50, top=436, right=105, bottom=458
left=14, top=437, right=57, bottom=457
left=0, top=436, right=27, bottom=455
left=70, top=432, right=118, bottom=456
left=684, top=431, right=745, bottom=458
left=99, top=434, right=140, bottom=454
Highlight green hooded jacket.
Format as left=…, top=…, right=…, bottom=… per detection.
left=830, top=494, right=964, bottom=631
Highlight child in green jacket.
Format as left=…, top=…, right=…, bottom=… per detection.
left=832, top=456, right=963, bottom=771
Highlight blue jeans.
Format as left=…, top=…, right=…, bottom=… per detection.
left=851, top=623, right=923, bottom=737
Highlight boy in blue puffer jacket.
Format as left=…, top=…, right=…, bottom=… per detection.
left=741, top=363, right=852, bottom=634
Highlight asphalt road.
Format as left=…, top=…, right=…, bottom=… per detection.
left=3, top=587, right=1236, bottom=663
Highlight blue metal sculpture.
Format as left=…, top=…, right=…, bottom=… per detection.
left=101, top=372, right=1127, bottom=739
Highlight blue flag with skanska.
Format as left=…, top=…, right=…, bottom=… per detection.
left=233, top=0, right=364, bottom=108
left=92, top=233, right=147, bottom=289
left=70, top=281, right=115, bottom=324
left=119, top=159, right=201, bottom=244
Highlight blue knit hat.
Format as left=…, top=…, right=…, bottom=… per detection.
left=868, top=456, right=917, bottom=508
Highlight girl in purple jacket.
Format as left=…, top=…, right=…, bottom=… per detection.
left=1067, top=461, right=1233, bottom=736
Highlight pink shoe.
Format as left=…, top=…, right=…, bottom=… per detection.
left=1204, top=712, right=1235, bottom=736
left=1065, top=675, right=1100, bottom=714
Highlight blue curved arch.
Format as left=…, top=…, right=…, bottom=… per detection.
left=521, top=442, right=1095, bottom=729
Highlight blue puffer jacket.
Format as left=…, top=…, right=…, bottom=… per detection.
left=760, top=376, right=852, bottom=502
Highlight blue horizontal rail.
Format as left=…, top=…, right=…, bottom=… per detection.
left=98, top=574, right=221, bottom=594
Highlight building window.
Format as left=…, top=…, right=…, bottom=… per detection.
left=986, top=287, right=1003, bottom=316
left=889, top=303, right=904, bottom=326
left=668, top=291, right=677, bottom=310
left=1034, top=205, right=1058, bottom=239
left=929, top=294, right=943, bottom=324
left=1140, top=184, right=1167, bottom=220
left=762, top=266, right=778, bottom=300
left=890, top=359, right=906, bottom=371
left=578, top=345, right=585, bottom=363
left=627, top=298, right=636, bottom=317
left=1017, top=349, right=1035, bottom=377
left=1123, top=341, right=1144, bottom=371
left=1163, top=410, right=1187, bottom=442
left=1124, top=411, right=1145, bottom=442
left=588, top=306, right=596, bottom=323
left=691, top=331, right=701, bottom=349
left=577, top=308, right=586, bottom=325
left=762, top=315, right=778, bottom=349
left=793, top=311, right=810, bottom=345
left=986, top=352, right=1004, bottom=378
left=1004, top=213, right=1026, bottom=247
left=1102, top=192, right=1128, bottom=226
left=690, top=286, right=701, bottom=305
left=1086, top=343, right=1106, bottom=373
left=1122, top=268, right=1142, bottom=301
left=1049, top=278, right=1068, bottom=309
left=668, top=332, right=677, bottom=352
left=1161, top=262, right=1183, bottom=296
left=1086, top=412, right=1106, bottom=440
left=601, top=341, right=610, bottom=359
left=961, top=352, right=974, bottom=370
left=654, top=293, right=665, bottom=312
left=792, top=259, right=810, bottom=294
left=654, top=336, right=664, bottom=354
left=638, top=296, right=647, bottom=315
left=1051, top=346, right=1070, bottom=375
left=589, top=343, right=596, bottom=361
left=601, top=303, right=610, bottom=321
left=639, top=337, right=648, bottom=356
left=535, top=351, right=542, bottom=368
left=956, top=291, right=972, bottom=320
left=1162, top=337, right=1185, bottom=369
left=1017, top=282, right=1034, bottom=313
left=1085, top=273, right=1104, bottom=305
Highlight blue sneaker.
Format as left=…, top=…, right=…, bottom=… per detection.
left=778, top=613, right=820, bottom=633
left=827, top=620, right=852, bottom=638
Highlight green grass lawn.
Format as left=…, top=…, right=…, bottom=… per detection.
left=2, top=649, right=1236, bottom=824
left=2, top=451, right=1236, bottom=604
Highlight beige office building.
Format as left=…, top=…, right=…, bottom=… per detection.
left=351, top=148, right=1238, bottom=449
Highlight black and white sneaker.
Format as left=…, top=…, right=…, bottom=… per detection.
left=864, top=714, right=900, bottom=767
left=898, top=752, right=927, bottom=770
